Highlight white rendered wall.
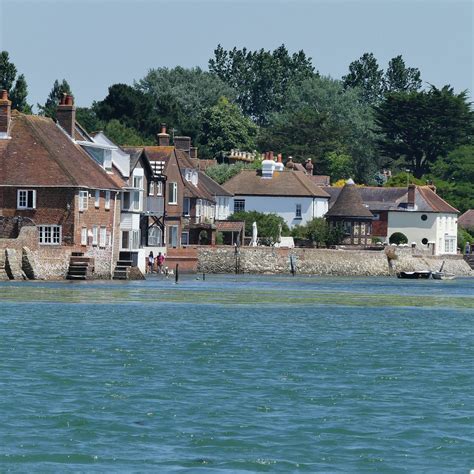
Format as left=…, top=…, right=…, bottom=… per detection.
left=232, top=196, right=328, bottom=228
left=387, top=211, right=457, bottom=255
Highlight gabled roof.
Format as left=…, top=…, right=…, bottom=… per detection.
left=324, top=185, right=459, bottom=214
left=459, top=210, right=474, bottom=230
left=325, top=182, right=373, bottom=218
left=0, top=112, right=123, bottom=190
left=222, top=169, right=330, bottom=198
left=198, top=171, right=233, bottom=197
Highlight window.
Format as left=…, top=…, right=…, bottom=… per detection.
left=168, top=225, right=179, bottom=247
left=372, top=213, right=380, bottom=221
left=38, top=225, right=61, bottom=245
left=421, top=214, right=428, bottom=221
left=156, top=181, right=163, bottom=196
left=121, top=231, right=130, bottom=250
left=422, top=238, right=428, bottom=245
left=295, top=203, right=302, bottom=219
left=234, top=199, right=245, bottom=213
left=104, top=150, right=112, bottom=170
left=185, top=169, right=192, bottom=182
left=79, top=191, right=88, bottom=211
left=196, top=199, right=202, bottom=218
left=343, top=221, right=352, bottom=234
left=133, top=190, right=141, bottom=211
left=92, top=225, right=98, bottom=246
left=81, top=227, right=87, bottom=246
left=149, top=181, right=155, bottom=196
left=17, top=189, right=36, bottom=209
left=168, top=182, right=177, bottom=204
left=183, top=197, right=190, bottom=216
left=191, top=171, right=198, bottom=186
left=132, top=230, right=140, bottom=249
left=99, top=226, right=106, bottom=247
left=95, top=190, right=100, bottom=208
left=122, top=191, right=130, bottom=210
left=133, top=176, right=143, bottom=189
left=148, top=227, right=162, bottom=246
left=445, top=237, right=455, bottom=253
left=181, top=231, right=189, bottom=246
left=105, top=191, right=111, bottom=210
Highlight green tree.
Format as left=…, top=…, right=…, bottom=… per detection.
left=204, top=161, right=260, bottom=185
left=384, top=172, right=425, bottom=187
left=374, top=86, right=474, bottom=178
left=38, top=79, right=72, bottom=118
left=209, top=44, right=314, bottom=125
left=136, top=66, right=235, bottom=140
left=429, top=145, right=474, bottom=213
left=228, top=210, right=289, bottom=244
left=10, top=74, right=32, bottom=113
left=291, top=218, right=344, bottom=246
left=103, top=119, right=149, bottom=146
left=76, top=106, right=104, bottom=132
left=325, top=151, right=354, bottom=182
left=385, top=55, right=421, bottom=93
left=199, top=97, right=257, bottom=158
left=342, top=52, right=385, bottom=104
left=0, top=51, right=17, bottom=91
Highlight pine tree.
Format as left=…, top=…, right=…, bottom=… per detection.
left=0, top=51, right=17, bottom=92
left=10, top=74, right=32, bottom=113
left=38, top=79, right=72, bottom=118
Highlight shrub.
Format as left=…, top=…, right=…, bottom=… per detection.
left=389, top=232, right=408, bottom=245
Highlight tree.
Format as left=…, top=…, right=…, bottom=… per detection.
left=325, top=151, right=354, bottom=182
left=389, top=232, right=408, bottom=245
left=342, top=52, right=385, bottom=104
left=136, top=67, right=235, bottom=140
left=384, top=172, right=425, bottom=187
left=0, top=51, right=17, bottom=91
left=204, top=162, right=259, bottom=185
left=228, top=210, right=289, bottom=244
left=38, top=79, right=72, bottom=118
left=0, top=51, right=32, bottom=113
left=290, top=218, right=344, bottom=246
left=209, top=44, right=314, bottom=124
left=103, top=119, right=149, bottom=146
left=10, top=74, right=31, bottom=113
left=385, top=55, right=421, bottom=93
left=199, top=97, right=258, bottom=158
left=374, top=86, right=474, bottom=178
left=76, top=106, right=104, bottom=133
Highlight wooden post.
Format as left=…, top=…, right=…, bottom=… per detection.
left=175, top=263, right=179, bottom=283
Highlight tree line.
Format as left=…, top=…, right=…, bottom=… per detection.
left=1, top=47, right=473, bottom=212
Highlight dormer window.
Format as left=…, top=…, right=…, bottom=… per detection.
left=104, top=149, right=112, bottom=170
left=191, top=170, right=198, bottom=186
left=17, top=189, right=36, bottom=209
left=185, top=169, right=192, bottom=182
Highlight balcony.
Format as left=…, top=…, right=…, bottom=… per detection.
left=145, top=196, right=164, bottom=216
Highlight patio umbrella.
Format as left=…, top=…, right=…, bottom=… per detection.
left=252, top=221, right=258, bottom=247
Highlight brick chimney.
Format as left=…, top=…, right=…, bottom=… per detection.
left=407, top=184, right=416, bottom=209
left=157, top=123, right=170, bottom=146
left=0, top=89, right=12, bottom=138
left=174, top=136, right=191, bottom=156
left=190, top=147, right=198, bottom=159
left=56, top=93, right=76, bottom=137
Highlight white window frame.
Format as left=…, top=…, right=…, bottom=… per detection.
left=105, top=191, right=111, bottom=210
left=79, top=190, right=88, bottom=211
left=148, top=226, right=162, bottom=247
left=17, top=189, right=36, bottom=210
left=121, top=230, right=130, bottom=250
left=168, top=182, right=177, bottom=205
left=168, top=225, right=179, bottom=247
left=181, top=231, right=189, bottom=246
left=196, top=199, right=202, bottom=218
left=156, top=181, right=163, bottom=196
left=183, top=197, right=190, bottom=217
left=92, top=225, right=98, bottom=246
left=234, top=199, right=245, bottom=213
left=95, top=190, right=100, bottom=208
left=149, top=181, right=155, bottom=196
left=81, top=227, right=88, bottom=246
left=99, top=226, right=107, bottom=248
left=185, top=169, right=192, bottom=182
left=295, top=203, right=302, bottom=219
left=38, top=225, right=61, bottom=245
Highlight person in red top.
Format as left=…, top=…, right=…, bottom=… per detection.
left=156, top=252, right=165, bottom=274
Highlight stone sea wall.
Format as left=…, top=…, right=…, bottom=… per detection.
left=198, top=247, right=473, bottom=277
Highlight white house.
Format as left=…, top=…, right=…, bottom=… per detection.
left=223, top=159, right=330, bottom=228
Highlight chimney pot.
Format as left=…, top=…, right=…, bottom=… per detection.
left=157, top=123, right=170, bottom=146
left=65, top=95, right=74, bottom=106
left=1, top=89, right=8, bottom=101
left=56, top=92, right=76, bottom=137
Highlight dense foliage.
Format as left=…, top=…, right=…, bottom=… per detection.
left=38, top=79, right=72, bottom=118
left=0, top=51, right=32, bottom=113
left=291, top=218, right=344, bottom=247
left=228, top=211, right=289, bottom=244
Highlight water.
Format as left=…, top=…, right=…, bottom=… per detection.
left=0, top=275, right=473, bottom=472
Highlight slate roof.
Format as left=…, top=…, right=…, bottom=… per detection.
left=324, top=185, right=458, bottom=213
left=0, top=112, right=123, bottom=190
left=458, top=209, right=474, bottom=230
left=325, top=182, right=373, bottom=218
left=222, top=169, right=330, bottom=198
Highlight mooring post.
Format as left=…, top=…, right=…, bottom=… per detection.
left=175, top=263, right=179, bottom=284
left=202, top=272, right=205, bottom=281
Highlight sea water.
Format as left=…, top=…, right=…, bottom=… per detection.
left=0, top=275, right=473, bottom=472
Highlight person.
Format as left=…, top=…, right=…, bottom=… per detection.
left=156, top=252, right=165, bottom=274
left=147, top=251, right=154, bottom=273
left=466, top=242, right=471, bottom=255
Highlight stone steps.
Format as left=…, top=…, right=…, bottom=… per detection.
left=66, top=253, right=94, bottom=280
left=464, top=255, right=474, bottom=269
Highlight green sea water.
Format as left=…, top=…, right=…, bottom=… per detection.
left=0, top=275, right=473, bottom=472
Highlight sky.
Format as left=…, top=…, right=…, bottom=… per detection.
left=0, top=0, right=472, bottom=109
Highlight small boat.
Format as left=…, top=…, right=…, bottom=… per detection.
left=397, top=270, right=431, bottom=279
left=432, top=271, right=455, bottom=280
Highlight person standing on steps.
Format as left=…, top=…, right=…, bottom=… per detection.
left=157, top=252, right=165, bottom=274
left=147, top=251, right=154, bottom=273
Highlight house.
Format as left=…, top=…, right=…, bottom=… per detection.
left=324, top=179, right=374, bottom=245
left=0, top=91, right=124, bottom=278
left=458, top=210, right=474, bottom=233
left=123, top=126, right=231, bottom=250
left=324, top=183, right=459, bottom=255
left=222, top=154, right=330, bottom=228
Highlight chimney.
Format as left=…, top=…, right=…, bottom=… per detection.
left=305, top=158, right=314, bottom=175
left=190, top=147, right=198, bottom=159
left=0, top=89, right=12, bottom=138
left=174, top=136, right=191, bottom=156
left=407, top=184, right=416, bottom=209
left=157, top=123, right=170, bottom=146
left=56, top=93, right=76, bottom=137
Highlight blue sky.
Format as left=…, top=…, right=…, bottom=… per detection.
left=0, top=0, right=472, bottom=108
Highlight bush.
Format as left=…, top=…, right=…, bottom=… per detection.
left=458, top=228, right=474, bottom=253
left=290, top=218, right=343, bottom=247
left=389, top=232, right=408, bottom=245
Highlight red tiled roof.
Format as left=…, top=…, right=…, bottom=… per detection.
left=417, top=186, right=458, bottom=213
left=458, top=210, right=474, bottom=229
left=216, top=220, right=244, bottom=232
left=0, top=112, right=122, bottom=189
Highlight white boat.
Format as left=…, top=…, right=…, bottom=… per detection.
left=432, top=272, right=455, bottom=280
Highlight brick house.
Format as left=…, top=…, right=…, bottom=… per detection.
left=0, top=91, right=124, bottom=278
